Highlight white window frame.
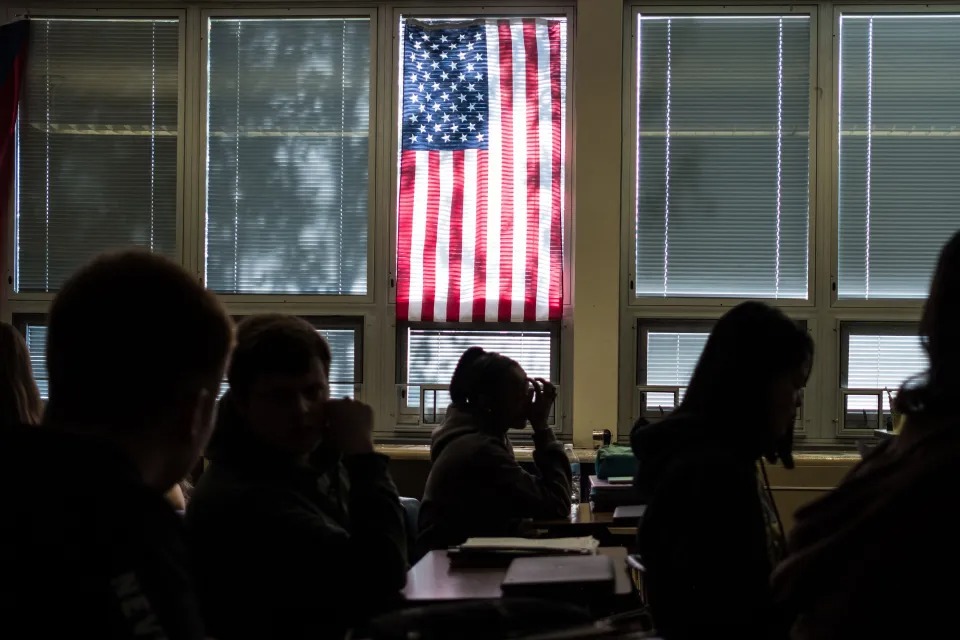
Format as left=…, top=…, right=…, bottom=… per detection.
left=384, top=4, right=575, bottom=438
left=2, top=7, right=188, bottom=306
left=837, top=320, right=923, bottom=435
left=623, top=4, right=820, bottom=310
left=619, top=3, right=943, bottom=449
left=197, top=7, right=380, bottom=304
left=830, top=3, right=960, bottom=311
left=395, top=320, right=567, bottom=435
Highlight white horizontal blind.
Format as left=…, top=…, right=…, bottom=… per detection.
left=23, top=324, right=49, bottom=399
left=16, top=18, right=179, bottom=292
left=644, top=331, right=708, bottom=411
left=216, top=326, right=357, bottom=399
left=205, top=18, right=370, bottom=295
left=406, top=328, right=552, bottom=409
left=838, top=15, right=960, bottom=299
left=846, top=333, right=926, bottom=411
left=635, top=16, right=810, bottom=298
left=27, top=324, right=355, bottom=402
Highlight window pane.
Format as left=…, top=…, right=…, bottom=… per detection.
left=206, top=18, right=370, bottom=294
left=406, top=328, right=552, bottom=408
left=635, top=16, right=810, bottom=298
left=395, top=17, right=567, bottom=322
left=644, top=331, right=708, bottom=411
left=28, top=324, right=357, bottom=402
left=846, top=333, right=926, bottom=411
left=838, top=15, right=960, bottom=299
left=23, top=325, right=49, bottom=400
left=16, top=19, right=179, bottom=292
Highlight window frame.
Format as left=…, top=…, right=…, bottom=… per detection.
left=623, top=4, right=821, bottom=309
left=626, top=316, right=812, bottom=434
left=394, top=319, right=567, bottom=434
left=837, top=319, right=923, bottom=435
left=383, top=4, right=575, bottom=439
left=197, top=7, right=379, bottom=303
left=830, top=4, right=957, bottom=310
left=386, top=5, right=574, bottom=311
left=3, top=7, right=188, bottom=306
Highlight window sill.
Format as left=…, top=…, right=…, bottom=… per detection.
left=375, top=443, right=596, bottom=462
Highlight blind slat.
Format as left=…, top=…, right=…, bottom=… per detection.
left=205, top=19, right=371, bottom=295
left=635, top=16, right=811, bottom=299
left=17, top=19, right=180, bottom=292
left=838, top=15, right=960, bottom=299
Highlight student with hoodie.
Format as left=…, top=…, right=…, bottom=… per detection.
left=773, top=231, right=960, bottom=639
left=418, top=347, right=572, bottom=552
left=632, top=302, right=812, bottom=639
left=186, top=315, right=406, bottom=640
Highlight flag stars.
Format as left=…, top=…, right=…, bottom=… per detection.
left=442, top=113, right=450, bottom=122
left=421, top=33, right=429, bottom=41
left=476, top=54, right=483, bottom=61
left=458, top=94, right=467, bottom=102
left=430, top=43, right=440, bottom=50
left=467, top=122, right=476, bottom=131
left=440, top=35, right=448, bottom=43
left=419, top=125, right=426, bottom=133
left=458, top=52, right=466, bottom=60
left=433, top=103, right=442, bottom=111
left=461, top=134, right=468, bottom=142
left=425, top=113, right=433, bottom=122
left=409, top=94, right=420, bottom=103
left=441, top=71, right=449, bottom=80
left=426, top=134, right=433, bottom=142
left=458, top=34, right=466, bottom=41
left=434, top=123, right=442, bottom=132
left=431, top=61, right=440, bottom=70
left=440, top=92, right=449, bottom=101
left=477, top=133, right=484, bottom=141
left=442, top=133, right=451, bottom=142
left=440, top=52, right=448, bottom=60
left=409, top=134, right=418, bottom=143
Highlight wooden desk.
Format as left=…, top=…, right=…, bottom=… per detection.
left=403, top=547, right=633, bottom=602
left=529, top=504, right=638, bottom=539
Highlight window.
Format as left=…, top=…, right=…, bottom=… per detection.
left=16, top=18, right=180, bottom=292
left=20, top=322, right=49, bottom=399
left=401, top=326, right=554, bottom=420
left=22, top=319, right=360, bottom=403
left=205, top=17, right=371, bottom=295
left=395, top=16, right=567, bottom=321
left=393, top=15, right=569, bottom=430
left=838, top=14, right=960, bottom=300
left=638, top=325, right=709, bottom=415
left=841, top=324, right=926, bottom=429
left=634, top=15, right=811, bottom=298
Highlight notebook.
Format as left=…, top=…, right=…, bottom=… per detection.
left=448, top=536, right=600, bottom=568
left=501, top=555, right=616, bottom=600
left=458, top=536, right=600, bottom=554
left=612, top=504, right=647, bottom=523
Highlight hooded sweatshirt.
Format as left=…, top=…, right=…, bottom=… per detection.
left=185, top=394, right=407, bottom=640
left=772, top=417, right=960, bottom=639
left=418, top=406, right=572, bottom=552
left=0, top=424, right=205, bottom=640
left=632, top=412, right=784, bottom=639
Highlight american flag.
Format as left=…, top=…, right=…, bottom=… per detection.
left=396, top=18, right=566, bottom=322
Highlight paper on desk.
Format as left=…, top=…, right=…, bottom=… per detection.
left=458, top=536, right=600, bottom=554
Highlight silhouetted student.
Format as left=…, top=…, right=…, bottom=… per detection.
left=186, top=315, right=406, bottom=640
left=418, top=347, right=572, bottom=552
left=0, top=251, right=233, bottom=639
left=774, top=231, right=960, bottom=639
left=0, top=321, right=43, bottom=430
left=632, top=302, right=812, bottom=639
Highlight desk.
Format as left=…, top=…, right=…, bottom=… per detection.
left=403, top=547, right=633, bottom=602
left=529, top=504, right=638, bottom=539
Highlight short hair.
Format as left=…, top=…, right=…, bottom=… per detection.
left=45, top=250, right=233, bottom=431
left=228, top=315, right=331, bottom=399
left=449, top=346, right=520, bottom=410
left=0, top=321, right=43, bottom=429
left=681, top=301, right=813, bottom=417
